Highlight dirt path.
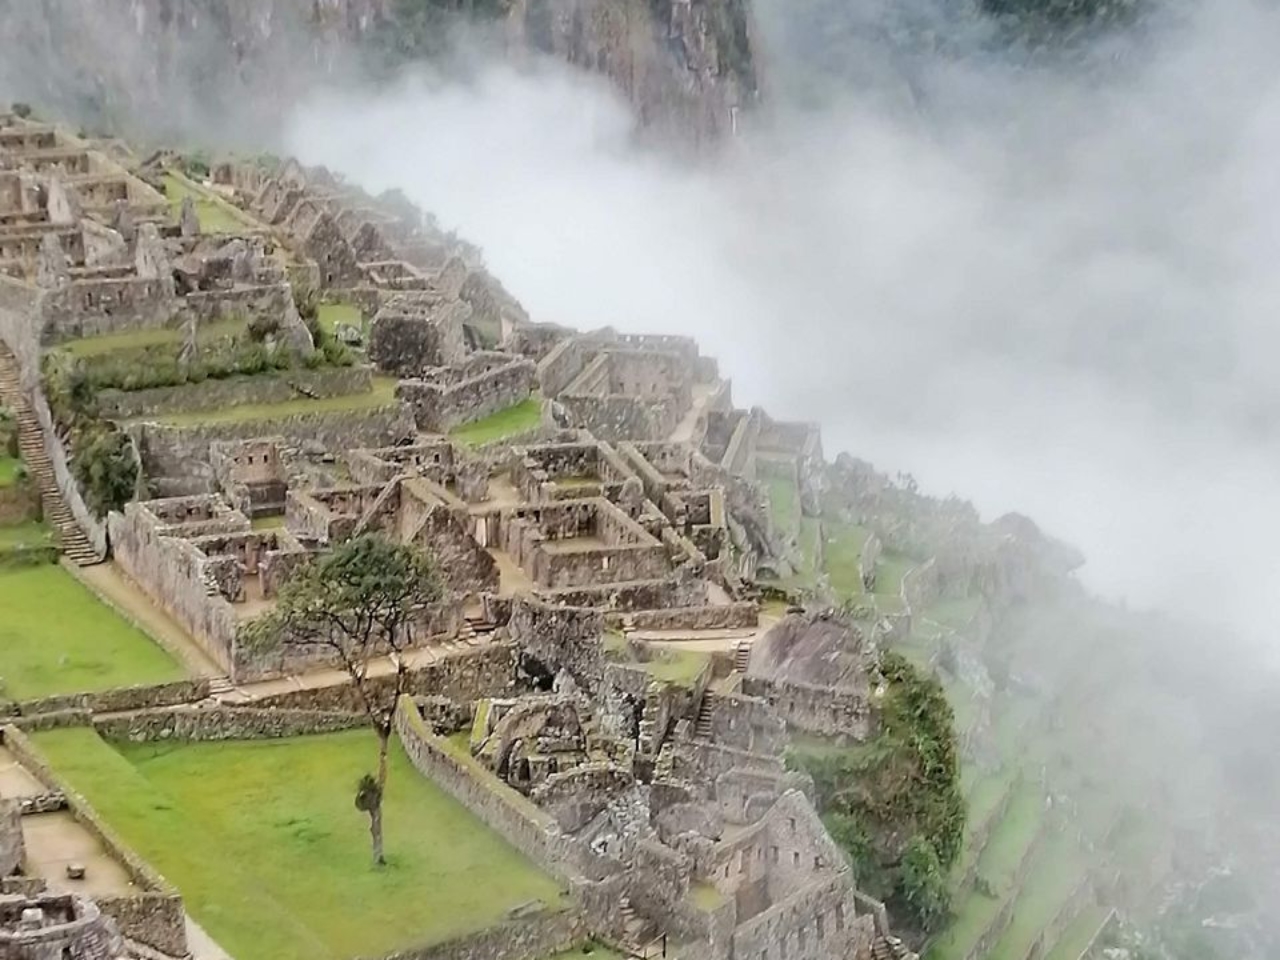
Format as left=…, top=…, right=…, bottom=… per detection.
left=65, top=560, right=224, bottom=678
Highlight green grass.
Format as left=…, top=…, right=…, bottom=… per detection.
left=639, top=649, right=710, bottom=687
left=0, top=565, right=183, bottom=699
left=449, top=398, right=542, bottom=446
left=32, top=728, right=566, bottom=960
left=249, top=515, right=285, bottom=531
left=929, top=782, right=1046, bottom=960
left=1043, top=904, right=1112, bottom=960
left=0, top=520, right=51, bottom=549
left=316, top=302, right=364, bottom=339
left=925, top=595, right=984, bottom=630
left=142, top=377, right=398, bottom=426
left=763, top=471, right=800, bottom=537
left=164, top=172, right=255, bottom=234
left=987, top=833, right=1088, bottom=960
left=60, top=316, right=246, bottom=359
left=822, top=521, right=870, bottom=598
left=0, top=456, right=23, bottom=487
left=874, top=551, right=915, bottom=597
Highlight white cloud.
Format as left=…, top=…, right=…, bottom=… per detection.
left=286, top=1, right=1280, bottom=659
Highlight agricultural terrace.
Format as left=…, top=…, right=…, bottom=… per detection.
left=449, top=397, right=544, bottom=446
left=33, top=727, right=566, bottom=960
left=0, top=565, right=183, bottom=700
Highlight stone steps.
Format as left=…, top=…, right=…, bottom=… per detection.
left=733, top=639, right=752, bottom=673
left=694, top=695, right=714, bottom=740
left=0, top=345, right=102, bottom=566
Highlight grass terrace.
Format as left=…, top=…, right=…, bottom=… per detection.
left=640, top=648, right=711, bottom=687
left=927, top=780, right=1046, bottom=960
left=1043, top=905, right=1113, bottom=960
left=163, top=171, right=257, bottom=234
left=987, top=832, right=1089, bottom=960
left=139, top=376, right=399, bottom=427
left=449, top=397, right=543, bottom=447
left=822, top=520, right=870, bottom=598
left=57, top=316, right=247, bottom=359
left=33, top=728, right=566, bottom=960
left=874, top=551, right=916, bottom=597
left=0, top=565, right=183, bottom=699
left=0, top=520, right=50, bottom=550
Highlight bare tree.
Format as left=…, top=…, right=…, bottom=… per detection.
left=255, top=534, right=442, bottom=866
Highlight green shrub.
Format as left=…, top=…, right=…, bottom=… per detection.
left=72, top=426, right=138, bottom=517
left=899, top=837, right=951, bottom=931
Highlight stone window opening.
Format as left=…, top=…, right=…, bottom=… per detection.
left=792, top=851, right=800, bottom=867
left=817, top=915, right=824, bottom=939
left=771, top=846, right=778, bottom=863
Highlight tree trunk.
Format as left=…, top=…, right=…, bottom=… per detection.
left=368, top=804, right=384, bottom=867
left=376, top=727, right=390, bottom=793
left=372, top=729, right=390, bottom=867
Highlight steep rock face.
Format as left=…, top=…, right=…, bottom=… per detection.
left=506, top=0, right=756, bottom=144
left=0, top=0, right=755, bottom=145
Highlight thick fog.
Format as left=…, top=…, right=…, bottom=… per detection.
left=284, top=0, right=1280, bottom=658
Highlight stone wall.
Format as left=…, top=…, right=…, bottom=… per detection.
left=508, top=597, right=605, bottom=687
left=700, top=692, right=787, bottom=755
left=250, top=644, right=520, bottom=713
left=93, top=705, right=367, bottom=743
left=0, top=799, right=22, bottom=876
left=741, top=677, right=872, bottom=743
left=40, top=275, right=174, bottom=341
left=559, top=392, right=684, bottom=443
left=627, top=603, right=758, bottom=631
left=14, top=679, right=211, bottom=719
left=380, top=908, right=585, bottom=960
left=1, top=726, right=188, bottom=957
left=396, top=355, right=535, bottom=432
left=97, top=366, right=373, bottom=419
left=108, top=504, right=239, bottom=674
left=132, top=403, right=414, bottom=487
left=393, top=697, right=576, bottom=882
left=730, top=873, right=876, bottom=960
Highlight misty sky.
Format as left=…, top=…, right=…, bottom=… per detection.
left=285, top=1, right=1280, bottom=654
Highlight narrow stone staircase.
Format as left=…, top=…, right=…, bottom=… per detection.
left=694, top=694, right=715, bottom=740
left=0, top=345, right=101, bottom=565
left=207, top=676, right=236, bottom=698
left=871, top=935, right=917, bottom=960
left=733, top=639, right=753, bottom=673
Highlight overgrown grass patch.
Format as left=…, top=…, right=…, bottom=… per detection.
left=144, top=377, right=399, bottom=426
left=637, top=648, right=710, bottom=687
left=0, top=456, right=23, bottom=487
left=32, top=728, right=566, bottom=960
left=0, top=565, right=183, bottom=698
left=449, top=398, right=543, bottom=446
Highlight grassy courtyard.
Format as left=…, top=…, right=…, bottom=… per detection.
left=450, top=398, right=543, bottom=446
left=0, top=565, right=183, bottom=699
left=33, top=728, right=566, bottom=960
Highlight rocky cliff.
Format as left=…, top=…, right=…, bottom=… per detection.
left=0, top=0, right=756, bottom=146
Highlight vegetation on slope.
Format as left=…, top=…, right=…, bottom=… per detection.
left=790, top=651, right=965, bottom=932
